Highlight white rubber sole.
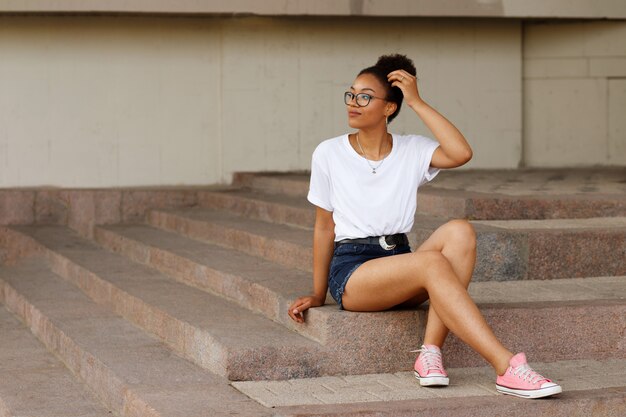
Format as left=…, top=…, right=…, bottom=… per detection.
left=414, top=370, right=449, bottom=387
left=496, top=383, right=562, bottom=399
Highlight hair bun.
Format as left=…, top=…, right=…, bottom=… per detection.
left=375, top=54, right=417, bottom=77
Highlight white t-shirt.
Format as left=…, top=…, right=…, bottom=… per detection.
left=307, top=133, right=441, bottom=242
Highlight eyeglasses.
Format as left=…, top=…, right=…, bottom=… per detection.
left=344, top=91, right=387, bottom=107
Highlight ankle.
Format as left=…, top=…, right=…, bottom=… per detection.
left=495, top=353, right=515, bottom=376
left=422, top=338, right=445, bottom=349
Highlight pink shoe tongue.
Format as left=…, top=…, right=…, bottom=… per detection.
left=510, top=352, right=528, bottom=368
left=509, top=353, right=550, bottom=384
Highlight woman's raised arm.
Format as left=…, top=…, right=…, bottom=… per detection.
left=388, top=69, right=473, bottom=169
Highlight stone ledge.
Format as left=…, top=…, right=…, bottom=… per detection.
left=0, top=185, right=234, bottom=238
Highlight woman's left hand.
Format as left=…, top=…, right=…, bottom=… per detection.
left=388, top=70, right=423, bottom=108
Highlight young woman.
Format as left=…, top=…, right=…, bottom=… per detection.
left=287, top=54, right=562, bottom=399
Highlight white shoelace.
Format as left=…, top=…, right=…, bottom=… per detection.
left=411, top=346, right=445, bottom=372
left=511, top=363, right=549, bottom=384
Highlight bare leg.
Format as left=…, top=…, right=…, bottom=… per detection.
left=408, top=220, right=478, bottom=347
left=341, top=240, right=513, bottom=375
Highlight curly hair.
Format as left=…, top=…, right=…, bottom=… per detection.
left=358, top=54, right=417, bottom=123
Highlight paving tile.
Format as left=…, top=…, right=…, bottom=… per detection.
left=311, top=390, right=382, bottom=404
left=233, top=359, right=626, bottom=407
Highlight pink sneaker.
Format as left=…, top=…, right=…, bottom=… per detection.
left=412, top=344, right=449, bottom=386
left=496, top=353, right=562, bottom=399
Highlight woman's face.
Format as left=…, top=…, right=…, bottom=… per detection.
left=346, top=73, right=394, bottom=129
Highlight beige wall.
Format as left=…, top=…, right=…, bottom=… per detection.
left=523, top=20, right=626, bottom=167
left=0, top=17, right=221, bottom=187
left=0, top=16, right=521, bottom=187
left=1, top=0, right=626, bottom=19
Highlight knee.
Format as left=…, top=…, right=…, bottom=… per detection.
left=417, top=250, right=453, bottom=280
left=444, top=219, right=476, bottom=252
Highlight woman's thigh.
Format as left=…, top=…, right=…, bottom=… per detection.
left=394, top=219, right=476, bottom=308
left=341, top=250, right=444, bottom=312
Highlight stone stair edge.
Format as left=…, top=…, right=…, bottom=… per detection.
left=233, top=170, right=626, bottom=199
left=93, top=222, right=420, bottom=349
left=96, top=222, right=626, bottom=307
left=0, top=306, right=116, bottom=417
left=93, top=222, right=316, bottom=335
left=151, top=196, right=626, bottom=235
left=147, top=206, right=626, bottom=281
left=230, top=171, right=626, bottom=220
left=2, top=224, right=626, bottom=380
left=3, top=225, right=331, bottom=381
left=193, top=187, right=626, bottom=231
left=0, top=262, right=270, bottom=417
left=89, top=222, right=626, bottom=369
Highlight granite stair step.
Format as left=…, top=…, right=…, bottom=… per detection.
left=233, top=172, right=310, bottom=198
left=2, top=225, right=329, bottom=381
left=0, top=305, right=115, bottom=417
left=148, top=206, right=626, bottom=280
left=0, top=258, right=269, bottom=417
left=425, top=216, right=626, bottom=280
left=90, top=222, right=626, bottom=370
left=233, top=170, right=626, bottom=220
left=198, top=188, right=314, bottom=228
left=92, top=222, right=427, bottom=374
left=147, top=206, right=314, bottom=273
left=146, top=207, right=313, bottom=271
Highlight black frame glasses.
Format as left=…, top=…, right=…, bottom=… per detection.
left=344, top=91, right=387, bottom=107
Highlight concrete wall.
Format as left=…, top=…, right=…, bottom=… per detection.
left=523, top=20, right=626, bottom=167
left=0, top=16, right=521, bottom=188
left=2, top=0, right=626, bottom=19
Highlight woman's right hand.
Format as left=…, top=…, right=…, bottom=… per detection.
left=288, top=295, right=324, bottom=323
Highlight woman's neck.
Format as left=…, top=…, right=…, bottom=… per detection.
left=355, top=127, right=391, bottom=159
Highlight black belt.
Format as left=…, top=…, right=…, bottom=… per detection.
left=335, top=233, right=409, bottom=251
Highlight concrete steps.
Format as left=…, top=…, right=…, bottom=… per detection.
left=0, top=306, right=114, bottom=417
left=198, top=188, right=314, bottom=228
left=148, top=206, right=314, bottom=273
left=0, top=257, right=269, bottom=417
left=90, top=224, right=626, bottom=369
left=233, top=170, right=626, bottom=220
left=4, top=219, right=624, bottom=380
left=3, top=225, right=328, bottom=381
left=147, top=204, right=626, bottom=281
left=1, top=168, right=625, bottom=416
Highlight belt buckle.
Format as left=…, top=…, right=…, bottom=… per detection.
left=379, top=235, right=396, bottom=251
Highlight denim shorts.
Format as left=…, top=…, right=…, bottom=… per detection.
left=328, top=242, right=412, bottom=310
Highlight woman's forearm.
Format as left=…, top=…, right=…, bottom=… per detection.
left=388, top=70, right=472, bottom=164
left=409, top=100, right=473, bottom=163
left=312, top=226, right=334, bottom=301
